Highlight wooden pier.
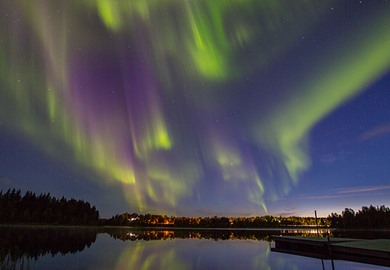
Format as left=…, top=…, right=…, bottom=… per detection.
left=272, top=236, right=390, bottom=267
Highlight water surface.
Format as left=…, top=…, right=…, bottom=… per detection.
left=1, top=226, right=388, bottom=269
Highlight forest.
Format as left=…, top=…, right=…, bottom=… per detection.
left=104, top=212, right=329, bottom=228
left=328, top=205, right=390, bottom=228
left=106, top=206, right=390, bottom=228
left=0, top=189, right=99, bottom=225
left=1, top=188, right=389, bottom=229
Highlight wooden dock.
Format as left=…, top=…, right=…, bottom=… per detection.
left=272, top=236, right=390, bottom=267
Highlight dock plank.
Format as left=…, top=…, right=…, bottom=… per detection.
left=333, top=239, right=390, bottom=252
left=272, top=236, right=390, bottom=267
left=332, top=239, right=390, bottom=259
left=273, top=235, right=358, bottom=243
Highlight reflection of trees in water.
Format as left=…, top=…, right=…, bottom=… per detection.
left=111, top=229, right=319, bottom=270
left=0, top=226, right=99, bottom=269
left=1, top=253, right=33, bottom=270
left=106, top=228, right=330, bottom=242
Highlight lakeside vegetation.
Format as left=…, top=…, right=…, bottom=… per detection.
left=0, top=189, right=99, bottom=225
left=103, top=212, right=329, bottom=228
left=1, top=189, right=389, bottom=229
left=328, top=205, right=390, bottom=229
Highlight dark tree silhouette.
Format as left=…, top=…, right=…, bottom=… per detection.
left=0, top=189, right=99, bottom=225
left=328, top=205, right=390, bottom=228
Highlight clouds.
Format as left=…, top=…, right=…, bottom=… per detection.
left=298, top=185, right=390, bottom=201
left=337, top=185, right=390, bottom=195
left=319, top=151, right=351, bottom=165
left=357, top=123, right=390, bottom=142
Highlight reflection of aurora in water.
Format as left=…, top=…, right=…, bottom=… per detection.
left=2, top=227, right=389, bottom=269
left=1, top=1, right=390, bottom=215
left=111, top=229, right=326, bottom=270
left=0, top=227, right=319, bottom=269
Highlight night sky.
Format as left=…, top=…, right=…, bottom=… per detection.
left=1, top=1, right=389, bottom=218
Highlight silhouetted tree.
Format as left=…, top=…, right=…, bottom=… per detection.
left=328, top=205, right=390, bottom=228
left=0, top=189, right=100, bottom=225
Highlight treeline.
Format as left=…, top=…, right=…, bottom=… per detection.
left=328, top=205, right=390, bottom=228
left=0, top=189, right=99, bottom=225
left=104, top=212, right=329, bottom=228
left=3, top=188, right=387, bottom=229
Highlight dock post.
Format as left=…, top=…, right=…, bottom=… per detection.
left=326, top=231, right=335, bottom=270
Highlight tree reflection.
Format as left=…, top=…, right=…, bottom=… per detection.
left=106, top=228, right=328, bottom=242
left=111, top=229, right=313, bottom=270
left=0, top=226, right=98, bottom=269
left=0, top=227, right=335, bottom=269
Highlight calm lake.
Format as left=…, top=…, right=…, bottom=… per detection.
left=1, top=226, right=389, bottom=270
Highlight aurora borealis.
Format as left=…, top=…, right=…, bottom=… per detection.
left=1, top=1, right=390, bottom=217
